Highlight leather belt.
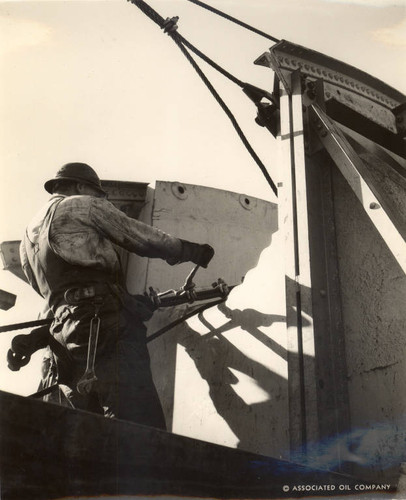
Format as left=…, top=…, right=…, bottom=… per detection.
left=64, top=283, right=115, bottom=305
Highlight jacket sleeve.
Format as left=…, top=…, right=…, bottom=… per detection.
left=89, top=198, right=184, bottom=264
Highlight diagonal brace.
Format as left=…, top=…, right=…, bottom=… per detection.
left=308, top=103, right=406, bottom=274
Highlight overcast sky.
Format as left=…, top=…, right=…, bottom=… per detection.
left=0, top=0, right=405, bottom=394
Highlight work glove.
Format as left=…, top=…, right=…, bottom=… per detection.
left=7, top=326, right=50, bottom=371
left=179, top=240, right=215, bottom=268
left=7, top=349, right=31, bottom=371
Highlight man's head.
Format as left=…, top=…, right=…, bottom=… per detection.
left=44, top=163, right=107, bottom=198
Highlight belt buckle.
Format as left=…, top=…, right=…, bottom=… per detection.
left=64, top=286, right=96, bottom=304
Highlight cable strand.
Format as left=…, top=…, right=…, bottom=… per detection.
left=173, top=39, right=278, bottom=195
left=186, top=0, right=280, bottom=43
left=127, top=0, right=278, bottom=195
left=175, top=32, right=245, bottom=88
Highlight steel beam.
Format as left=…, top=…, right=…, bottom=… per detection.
left=309, top=104, right=406, bottom=274
left=278, top=71, right=319, bottom=454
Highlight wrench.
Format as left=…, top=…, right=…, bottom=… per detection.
left=76, top=311, right=101, bottom=395
left=180, top=264, right=200, bottom=292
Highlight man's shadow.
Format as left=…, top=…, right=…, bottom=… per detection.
left=177, top=302, right=310, bottom=457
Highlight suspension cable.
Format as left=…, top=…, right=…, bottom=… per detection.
left=176, top=32, right=245, bottom=88
left=174, top=41, right=278, bottom=194
left=185, top=0, right=280, bottom=44
left=128, top=1, right=244, bottom=87
left=127, top=0, right=278, bottom=196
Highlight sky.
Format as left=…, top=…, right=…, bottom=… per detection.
left=0, top=0, right=405, bottom=395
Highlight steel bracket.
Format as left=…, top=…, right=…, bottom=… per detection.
left=301, top=77, right=327, bottom=156
left=242, top=83, right=280, bottom=137
left=254, top=49, right=292, bottom=95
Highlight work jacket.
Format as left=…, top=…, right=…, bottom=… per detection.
left=20, top=194, right=184, bottom=312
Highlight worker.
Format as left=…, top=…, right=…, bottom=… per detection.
left=20, top=162, right=214, bottom=429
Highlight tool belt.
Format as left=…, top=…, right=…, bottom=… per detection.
left=64, top=283, right=114, bottom=304
left=64, top=283, right=156, bottom=322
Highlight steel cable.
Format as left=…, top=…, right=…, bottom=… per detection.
left=185, top=0, right=280, bottom=43
left=127, top=0, right=278, bottom=196
left=173, top=40, right=278, bottom=195
left=128, top=0, right=244, bottom=87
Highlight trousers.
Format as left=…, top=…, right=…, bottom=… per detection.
left=47, top=291, right=166, bottom=429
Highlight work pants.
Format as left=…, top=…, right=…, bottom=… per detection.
left=48, top=293, right=166, bottom=430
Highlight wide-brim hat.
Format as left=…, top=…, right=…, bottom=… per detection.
left=44, top=162, right=107, bottom=196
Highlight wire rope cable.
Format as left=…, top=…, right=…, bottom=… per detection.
left=185, top=0, right=280, bottom=43
left=174, top=39, right=278, bottom=194
left=127, top=0, right=278, bottom=196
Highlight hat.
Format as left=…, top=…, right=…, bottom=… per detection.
left=44, top=162, right=107, bottom=196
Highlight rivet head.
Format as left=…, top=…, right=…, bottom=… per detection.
left=369, top=202, right=380, bottom=209
left=239, top=194, right=256, bottom=210
left=171, top=182, right=188, bottom=200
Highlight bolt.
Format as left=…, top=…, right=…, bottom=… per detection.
left=307, top=90, right=316, bottom=100
left=369, top=202, right=380, bottom=209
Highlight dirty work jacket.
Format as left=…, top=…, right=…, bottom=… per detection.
left=20, top=195, right=174, bottom=427
left=20, top=194, right=184, bottom=312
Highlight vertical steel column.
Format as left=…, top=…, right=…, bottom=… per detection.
left=278, top=71, right=319, bottom=455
